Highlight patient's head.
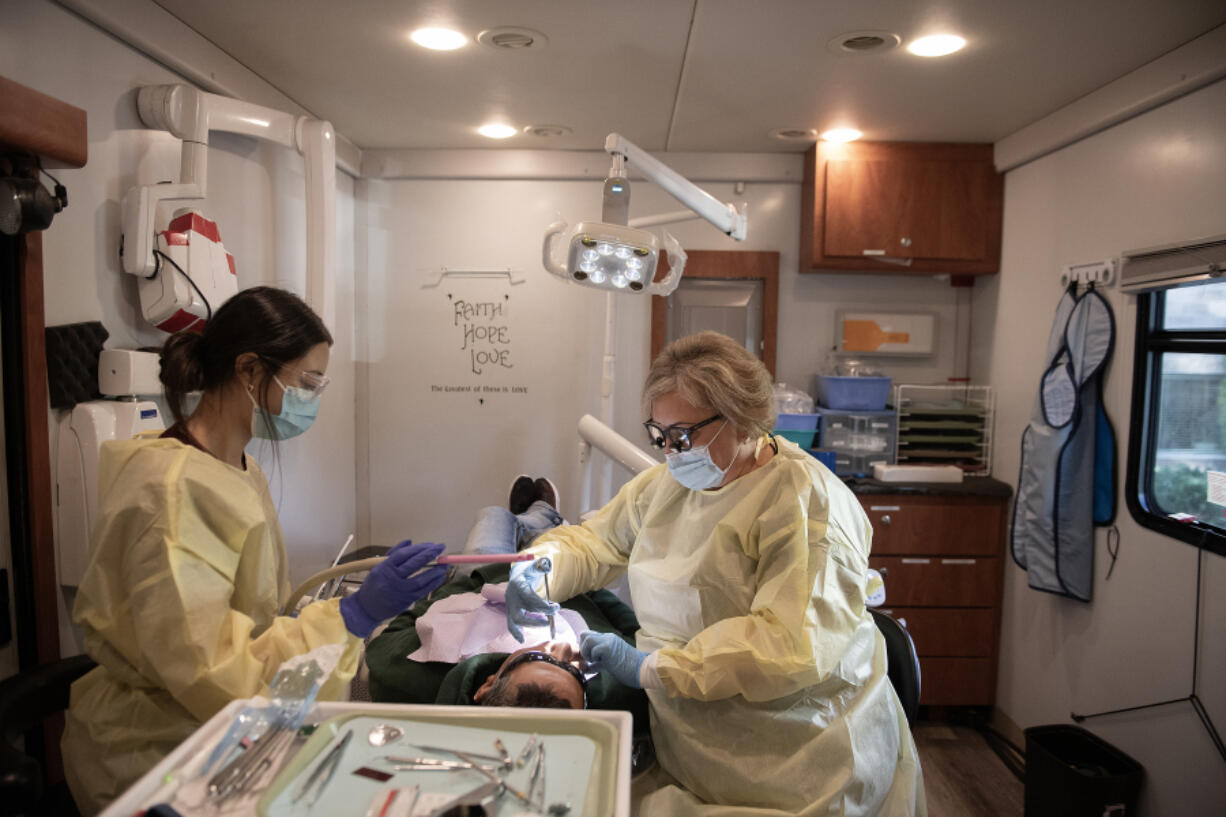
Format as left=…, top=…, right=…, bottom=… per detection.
left=473, top=642, right=586, bottom=709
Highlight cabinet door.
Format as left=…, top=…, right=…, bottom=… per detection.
left=824, top=159, right=989, bottom=262
left=801, top=141, right=1003, bottom=275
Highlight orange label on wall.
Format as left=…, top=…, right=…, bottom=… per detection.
left=843, top=320, right=910, bottom=352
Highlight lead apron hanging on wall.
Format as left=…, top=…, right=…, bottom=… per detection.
left=1011, top=284, right=1116, bottom=601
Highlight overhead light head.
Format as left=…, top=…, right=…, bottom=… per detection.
left=0, top=174, right=67, bottom=236
left=543, top=220, right=686, bottom=295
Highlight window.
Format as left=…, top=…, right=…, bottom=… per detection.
left=1127, top=280, right=1226, bottom=555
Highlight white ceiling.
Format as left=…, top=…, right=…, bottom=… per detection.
left=153, top=0, right=1226, bottom=153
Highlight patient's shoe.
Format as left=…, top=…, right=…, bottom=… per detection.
left=508, top=475, right=536, bottom=514
left=534, top=477, right=560, bottom=510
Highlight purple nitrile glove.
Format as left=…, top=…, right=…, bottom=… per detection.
left=340, top=540, right=447, bottom=638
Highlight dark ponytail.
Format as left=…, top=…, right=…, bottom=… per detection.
left=159, top=286, right=332, bottom=427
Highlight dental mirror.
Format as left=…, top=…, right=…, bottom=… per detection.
left=368, top=723, right=403, bottom=747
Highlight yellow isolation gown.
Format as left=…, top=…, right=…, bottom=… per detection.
left=62, top=436, right=361, bottom=815
left=527, top=438, right=925, bottom=816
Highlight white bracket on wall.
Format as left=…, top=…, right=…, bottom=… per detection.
left=421, top=268, right=526, bottom=288
left=1060, top=258, right=1116, bottom=289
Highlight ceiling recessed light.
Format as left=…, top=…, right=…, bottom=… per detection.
left=409, top=27, right=467, bottom=51
left=524, top=124, right=572, bottom=138
left=821, top=128, right=863, bottom=143
left=907, top=34, right=966, bottom=57
left=770, top=128, right=818, bottom=142
left=478, top=123, right=517, bottom=139
left=477, top=27, right=548, bottom=51
left=825, top=31, right=901, bottom=56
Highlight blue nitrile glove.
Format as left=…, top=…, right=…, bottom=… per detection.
left=505, top=557, right=560, bottom=643
left=580, top=631, right=648, bottom=689
left=340, top=540, right=447, bottom=638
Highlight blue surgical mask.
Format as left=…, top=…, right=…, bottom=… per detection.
left=248, top=375, right=320, bottom=440
left=666, top=421, right=735, bottom=491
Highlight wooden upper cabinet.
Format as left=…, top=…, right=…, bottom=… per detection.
left=801, top=141, right=1003, bottom=275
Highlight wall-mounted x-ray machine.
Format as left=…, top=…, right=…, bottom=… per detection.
left=121, top=84, right=337, bottom=330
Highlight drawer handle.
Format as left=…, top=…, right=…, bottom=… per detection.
left=941, top=558, right=977, bottom=565
left=901, top=558, right=931, bottom=565
left=880, top=514, right=891, bottom=526
left=869, top=505, right=900, bottom=512
left=878, top=568, right=888, bottom=578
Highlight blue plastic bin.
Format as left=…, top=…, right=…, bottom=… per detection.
left=774, top=413, right=820, bottom=431
left=814, top=375, right=891, bottom=411
left=808, top=449, right=837, bottom=471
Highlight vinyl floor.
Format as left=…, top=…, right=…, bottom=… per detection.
left=914, top=721, right=1024, bottom=817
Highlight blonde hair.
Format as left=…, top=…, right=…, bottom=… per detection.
left=643, top=331, right=776, bottom=441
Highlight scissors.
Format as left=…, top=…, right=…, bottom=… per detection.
left=292, top=728, right=352, bottom=807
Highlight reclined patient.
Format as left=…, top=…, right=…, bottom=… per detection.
left=365, top=476, right=649, bottom=730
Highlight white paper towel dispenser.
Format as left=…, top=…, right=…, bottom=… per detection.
left=56, top=350, right=165, bottom=587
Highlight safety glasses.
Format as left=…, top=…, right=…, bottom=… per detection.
left=643, top=414, right=723, bottom=452
left=286, top=368, right=331, bottom=399
left=502, top=650, right=588, bottom=690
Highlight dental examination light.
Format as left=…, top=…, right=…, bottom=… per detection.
left=542, top=133, right=748, bottom=295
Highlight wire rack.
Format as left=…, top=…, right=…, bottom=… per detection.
left=893, top=385, right=995, bottom=476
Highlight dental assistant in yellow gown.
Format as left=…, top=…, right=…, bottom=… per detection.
left=506, top=331, right=925, bottom=817
left=62, top=287, right=447, bottom=815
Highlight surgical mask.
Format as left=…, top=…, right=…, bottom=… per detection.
left=666, top=420, right=735, bottom=491
left=248, top=375, right=320, bottom=440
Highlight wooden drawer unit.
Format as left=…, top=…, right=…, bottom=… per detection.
left=860, top=489, right=1009, bottom=707
left=917, top=658, right=997, bottom=706
left=876, top=607, right=996, bottom=657
left=861, top=495, right=1004, bottom=555
left=869, top=556, right=999, bottom=607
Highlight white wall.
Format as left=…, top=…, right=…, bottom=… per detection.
left=357, top=174, right=971, bottom=553
left=974, top=77, right=1226, bottom=815
left=0, top=0, right=359, bottom=658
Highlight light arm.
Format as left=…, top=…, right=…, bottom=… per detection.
left=605, top=133, right=747, bottom=241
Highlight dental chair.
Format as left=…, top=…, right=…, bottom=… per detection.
left=869, top=610, right=921, bottom=724
left=0, top=653, right=97, bottom=817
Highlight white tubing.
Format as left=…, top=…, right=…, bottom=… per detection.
left=577, top=414, right=656, bottom=476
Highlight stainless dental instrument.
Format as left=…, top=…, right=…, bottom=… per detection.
left=516, top=734, right=539, bottom=767
left=412, top=744, right=506, bottom=765
left=493, top=738, right=512, bottom=770
left=367, top=723, right=402, bottom=746
left=292, top=728, right=352, bottom=806
left=452, top=750, right=535, bottom=807
left=384, top=755, right=500, bottom=774
left=535, top=557, right=557, bottom=639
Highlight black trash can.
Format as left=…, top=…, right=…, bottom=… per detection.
left=1024, top=725, right=1144, bottom=817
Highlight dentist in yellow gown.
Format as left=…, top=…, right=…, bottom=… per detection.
left=507, top=331, right=924, bottom=817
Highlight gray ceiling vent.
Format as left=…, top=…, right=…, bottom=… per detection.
left=477, top=27, right=548, bottom=51
left=769, top=128, right=817, bottom=141
left=524, top=124, right=572, bottom=138
left=827, top=31, right=901, bottom=55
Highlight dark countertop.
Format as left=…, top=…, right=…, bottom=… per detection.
left=845, top=476, right=1013, bottom=498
